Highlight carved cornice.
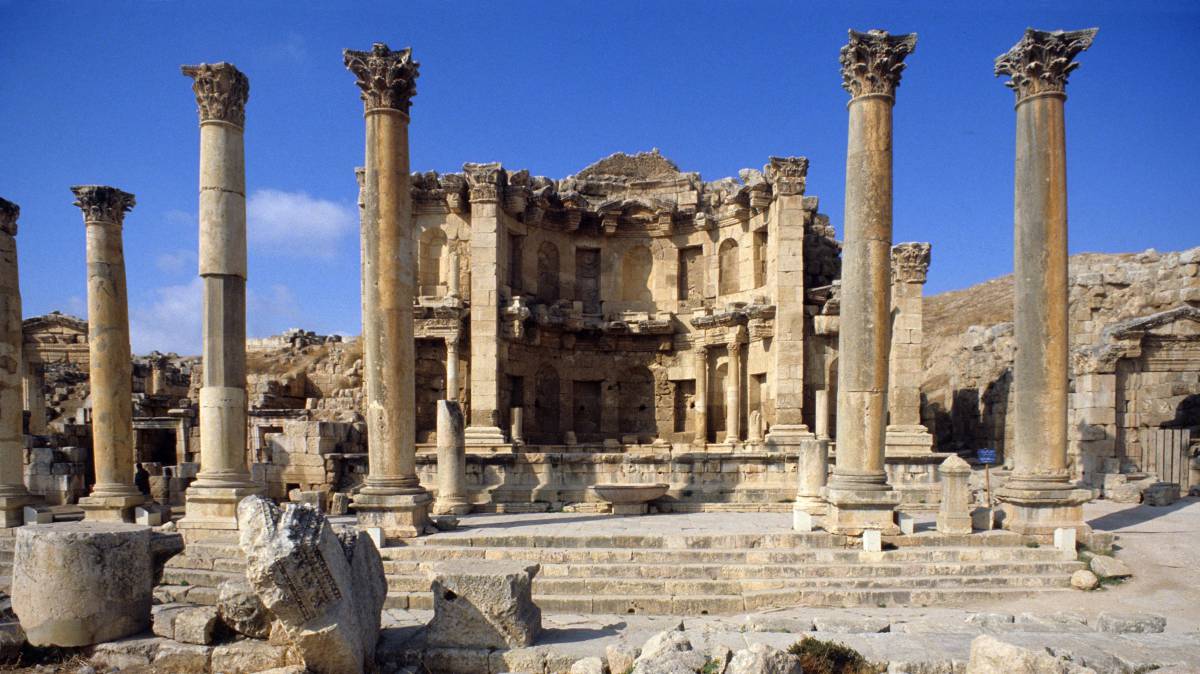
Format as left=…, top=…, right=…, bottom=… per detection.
left=839, top=29, right=917, bottom=100
left=343, top=43, right=419, bottom=113
left=764, top=156, right=809, bottom=197
left=892, top=242, right=931, bottom=284
left=70, top=185, right=135, bottom=225
left=464, top=162, right=505, bottom=204
left=0, top=198, right=17, bottom=236
left=181, top=62, right=249, bottom=127
left=995, top=28, right=1097, bottom=103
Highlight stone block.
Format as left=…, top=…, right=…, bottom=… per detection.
left=792, top=509, right=813, bottom=532
left=1070, top=569, right=1098, bottom=591
left=135, top=504, right=164, bottom=526
left=218, top=578, right=272, bottom=639
left=12, top=522, right=153, bottom=647
left=1095, top=612, right=1166, bottom=634
left=22, top=505, right=52, bottom=525
left=1143, top=482, right=1180, bottom=507
left=862, top=529, right=882, bottom=553
left=174, top=605, right=219, bottom=645
left=1053, top=527, right=1077, bottom=560
left=727, top=642, right=802, bottom=674
left=426, top=559, right=542, bottom=649
left=1090, top=555, right=1132, bottom=579
left=897, top=511, right=916, bottom=535
left=970, top=507, right=994, bottom=531
left=967, top=634, right=1096, bottom=673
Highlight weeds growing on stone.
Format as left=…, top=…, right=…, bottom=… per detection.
left=787, top=636, right=872, bottom=674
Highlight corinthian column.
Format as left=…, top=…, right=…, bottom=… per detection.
left=994, top=28, right=1097, bottom=538
left=179, top=62, right=262, bottom=538
left=73, top=186, right=144, bottom=522
left=345, top=43, right=431, bottom=539
left=884, top=242, right=933, bottom=455
left=824, top=29, right=915, bottom=535
left=0, top=199, right=39, bottom=527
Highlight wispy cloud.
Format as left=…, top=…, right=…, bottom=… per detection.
left=247, top=189, right=355, bottom=259
left=130, top=278, right=203, bottom=355
left=155, top=249, right=196, bottom=275
left=248, top=283, right=302, bottom=338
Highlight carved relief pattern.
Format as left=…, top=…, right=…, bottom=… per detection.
left=0, top=198, right=18, bottom=236
left=764, top=156, right=809, bottom=197
left=892, top=242, right=932, bottom=284
left=181, top=62, right=250, bottom=127
left=839, top=29, right=917, bottom=99
left=71, top=185, right=136, bottom=224
left=464, top=162, right=505, bottom=204
left=995, top=28, right=1097, bottom=102
left=344, top=43, right=419, bottom=112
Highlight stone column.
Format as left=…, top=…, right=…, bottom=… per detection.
left=179, top=62, right=262, bottom=537
left=22, top=363, right=47, bottom=436
left=445, top=334, right=461, bottom=402
left=447, top=249, right=461, bottom=298
left=936, top=454, right=972, bottom=534
left=825, top=29, right=916, bottom=535
left=72, top=186, right=144, bottom=521
left=463, top=162, right=508, bottom=446
left=0, top=199, right=39, bottom=526
left=814, top=389, right=830, bottom=440
left=693, top=346, right=707, bottom=445
left=510, top=407, right=524, bottom=445
left=434, top=400, right=470, bottom=515
left=994, top=28, right=1096, bottom=537
left=885, top=242, right=934, bottom=455
left=345, top=43, right=431, bottom=538
left=724, top=339, right=742, bottom=443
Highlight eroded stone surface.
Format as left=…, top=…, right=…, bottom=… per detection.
left=426, top=559, right=542, bottom=649
left=218, top=578, right=273, bottom=639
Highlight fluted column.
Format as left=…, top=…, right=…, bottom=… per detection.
left=995, top=28, right=1097, bottom=537
left=884, top=242, right=934, bottom=455
left=693, top=346, right=707, bottom=445
left=825, top=29, right=915, bottom=535
left=345, top=43, right=431, bottom=539
left=0, top=200, right=39, bottom=526
left=724, top=339, right=743, bottom=443
left=445, top=334, right=461, bottom=402
left=73, top=186, right=144, bottom=521
left=179, top=62, right=262, bottom=538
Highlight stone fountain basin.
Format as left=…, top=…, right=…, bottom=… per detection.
left=590, top=483, right=670, bottom=505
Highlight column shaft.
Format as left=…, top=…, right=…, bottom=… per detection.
left=445, top=336, right=460, bottom=402
left=884, top=242, right=933, bottom=456
left=693, top=348, right=707, bottom=444
left=464, top=186, right=506, bottom=444
left=725, top=343, right=742, bottom=443
left=0, top=200, right=36, bottom=526
left=22, top=364, right=47, bottom=436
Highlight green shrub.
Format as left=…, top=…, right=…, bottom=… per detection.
left=787, top=636, right=873, bottom=674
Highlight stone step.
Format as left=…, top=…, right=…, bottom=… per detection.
left=407, top=532, right=847, bottom=550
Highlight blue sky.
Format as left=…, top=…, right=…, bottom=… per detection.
left=2, top=1, right=1197, bottom=354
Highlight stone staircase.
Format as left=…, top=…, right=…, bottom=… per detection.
left=157, top=529, right=1085, bottom=615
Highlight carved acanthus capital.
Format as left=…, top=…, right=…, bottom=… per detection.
left=464, top=162, right=505, bottom=204
left=70, top=185, right=135, bottom=225
left=995, top=28, right=1097, bottom=103
left=343, top=43, right=419, bottom=113
left=764, top=156, right=809, bottom=197
left=892, top=242, right=931, bottom=284
left=181, top=62, right=249, bottom=127
left=839, top=29, right=917, bottom=99
left=0, top=198, right=18, bottom=236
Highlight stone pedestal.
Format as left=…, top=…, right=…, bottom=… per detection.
left=346, top=43, right=431, bottom=538
left=0, top=200, right=40, bottom=527
left=792, top=436, right=828, bottom=516
left=72, top=186, right=144, bottom=522
left=993, top=28, right=1097, bottom=538
left=425, top=560, right=542, bottom=649
left=12, top=522, right=153, bottom=646
left=435, top=400, right=470, bottom=516
left=826, top=29, right=916, bottom=536
left=936, top=454, right=973, bottom=534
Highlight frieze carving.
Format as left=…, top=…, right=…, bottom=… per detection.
left=840, top=29, right=917, bottom=99
left=995, top=28, right=1097, bottom=103
left=0, top=198, right=18, bottom=236
left=892, top=242, right=932, bottom=284
left=343, top=43, right=419, bottom=113
left=764, top=156, right=809, bottom=197
left=464, top=162, right=505, bottom=204
left=181, top=62, right=249, bottom=127
left=71, top=185, right=135, bottom=224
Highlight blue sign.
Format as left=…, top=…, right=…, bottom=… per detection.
left=978, top=448, right=998, bottom=465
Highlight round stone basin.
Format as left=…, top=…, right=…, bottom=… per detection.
left=590, top=484, right=669, bottom=514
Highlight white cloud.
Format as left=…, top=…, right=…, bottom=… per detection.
left=130, top=278, right=203, bottom=355
left=248, top=283, right=302, bottom=338
left=155, top=249, right=196, bottom=275
left=247, top=189, right=355, bottom=259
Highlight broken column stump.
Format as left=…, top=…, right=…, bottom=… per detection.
left=425, top=560, right=542, bottom=649
left=12, top=522, right=153, bottom=646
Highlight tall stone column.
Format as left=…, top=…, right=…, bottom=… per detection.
left=724, top=339, right=743, bottom=443
left=994, top=28, right=1096, bottom=537
left=884, top=242, right=933, bottom=455
left=825, top=29, right=916, bottom=535
left=179, top=62, right=262, bottom=538
left=445, top=334, right=461, bottom=402
left=463, top=162, right=508, bottom=446
left=0, top=199, right=39, bottom=527
left=22, top=363, right=47, bottom=436
left=345, top=43, right=431, bottom=538
left=693, top=346, right=707, bottom=445
left=72, top=186, right=144, bottom=522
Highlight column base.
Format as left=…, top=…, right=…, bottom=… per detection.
left=178, top=484, right=264, bottom=542
left=0, top=493, right=43, bottom=528
left=464, top=425, right=507, bottom=446
left=996, top=482, right=1092, bottom=539
left=354, top=490, right=432, bottom=541
left=433, top=496, right=472, bottom=516
left=79, top=494, right=145, bottom=523
left=822, top=484, right=900, bottom=536
left=770, top=427, right=829, bottom=516
left=884, top=425, right=934, bottom=457
left=936, top=512, right=973, bottom=535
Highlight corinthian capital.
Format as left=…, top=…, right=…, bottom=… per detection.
left=71, top=185, right=135, bottom=225
left=463, top=162, right=506, bottom=204
left=995, top=28, right=1097, bottom=103
left=181, top=62, right=250, bottom=127
left=839, top=29, right=917, bottom=99
left=344, top=43, right=419, bottom=113
left=892, top=242, right=931, bottom=284
left=764, top=156, right=809, bottom=197
left=0, top=198, right=17, bottom=236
